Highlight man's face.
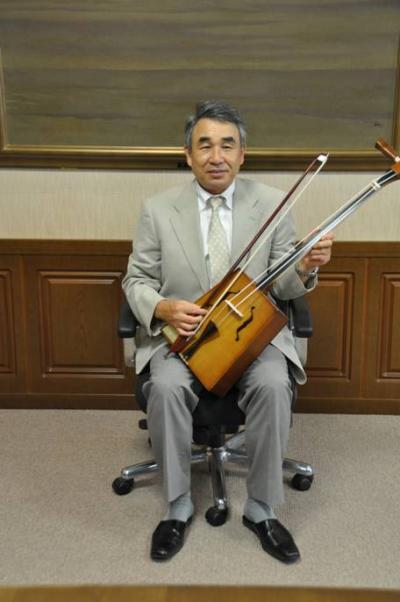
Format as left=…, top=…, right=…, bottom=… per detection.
left=185, top=118, right=245, bottom=194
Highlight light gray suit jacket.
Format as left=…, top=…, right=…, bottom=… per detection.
left=122, top=177, right=316, bottom=384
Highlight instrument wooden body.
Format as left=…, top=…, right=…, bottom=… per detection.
left=162, top=271, right=287, bottom=396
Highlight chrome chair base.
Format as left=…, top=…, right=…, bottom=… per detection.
left=112, top=430, right=314, bottom=525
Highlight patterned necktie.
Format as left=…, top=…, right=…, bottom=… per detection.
left=207, top=196, right=230, bottom=285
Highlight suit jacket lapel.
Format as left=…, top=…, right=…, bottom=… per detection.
left=231, top=178, right=261, bottom=266
left=169, top=181, right=209, bottom=291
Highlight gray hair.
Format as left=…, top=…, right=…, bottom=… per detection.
left=184, top=100, right=247, bottom=149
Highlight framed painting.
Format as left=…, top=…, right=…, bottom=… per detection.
left=0, top=0, right=399, bottom=170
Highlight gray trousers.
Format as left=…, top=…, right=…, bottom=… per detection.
left=144, top=344, right=292, bottom=508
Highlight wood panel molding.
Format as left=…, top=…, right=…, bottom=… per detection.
left=363, top=259, right=400, bottom=403
left=0, top=239, right=132, bottom=256
left=0, top=269, right=16, bottom=374
left=0, top=255, right=26, bottom=394
left=23, top=255, right=132, bottom=397
left=378, top=274, right=400, bottom=379
left=306, top=274, right=354, bottom=379
left=38, top=270, right=124, bottom=376
left=0, top=239, right=398, bottom=258
left=300, top=257, right=366, bottom=404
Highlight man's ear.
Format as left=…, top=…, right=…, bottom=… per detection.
left=184, top=146, right=192, bottom=168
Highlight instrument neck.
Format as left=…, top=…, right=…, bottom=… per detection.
left=259, top=169, right=398, bottom=289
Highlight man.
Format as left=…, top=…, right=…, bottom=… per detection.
left=123, top=101, right=333, bottom=563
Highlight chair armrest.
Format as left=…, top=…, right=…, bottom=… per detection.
left=118, top=299, right=139, bottom=338
left=290, top=296, right=313, bottom=338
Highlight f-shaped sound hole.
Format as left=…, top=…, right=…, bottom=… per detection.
left=235, top=306, right=256, bottom=341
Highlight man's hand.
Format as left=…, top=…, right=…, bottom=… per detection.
left=155, top=299, right=207, bottom=337
left=297, top=232, right=334, bottom=275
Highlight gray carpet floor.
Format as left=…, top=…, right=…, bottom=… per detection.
left=0, top=410, right=399, bottom=590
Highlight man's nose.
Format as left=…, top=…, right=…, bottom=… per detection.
left=209, top=146, right=223, bottom=163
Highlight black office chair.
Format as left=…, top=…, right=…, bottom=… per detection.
left=112, top=296, right=314, bottom=526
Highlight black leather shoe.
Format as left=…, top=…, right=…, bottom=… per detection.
left=242, top=516, right=300, bottom=564
left=150, top=517, right=192, bottom=561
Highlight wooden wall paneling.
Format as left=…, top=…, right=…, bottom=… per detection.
left=0, top=240, right=399, bottom=411
left=0, top=255, right=26, bottom=393
left=298, top=257, right=366, bottom=410
left=364, top=259, right=400, bottom=401
left=24, top=254, right=135, bottom=396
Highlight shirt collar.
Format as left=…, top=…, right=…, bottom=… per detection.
left=196, top=181, right=235, bottom=211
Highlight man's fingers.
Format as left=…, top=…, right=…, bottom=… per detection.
left=309, top=250, right=330, bottom=260
left=175, top=301, right=206, bottom=315
left=184, top=305, right=207, bottom=316
left=174, top=307, right=206, bottom=333
left=178, top=316, right=203, bottom=327
left=176, top=315, right=202, bottom=336
left=312, top=240, right=333, bottom=251
left=177, top=326, right=198, bottom=336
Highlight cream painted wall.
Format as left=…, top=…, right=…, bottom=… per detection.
left=0, top=168, right=399, bottom=241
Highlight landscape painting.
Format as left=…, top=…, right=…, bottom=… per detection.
left=0, top=0, right=399, bottom=169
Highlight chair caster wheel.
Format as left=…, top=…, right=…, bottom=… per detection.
left=291, top=473, right=314, bottom=491
left=112, top=476, right=135, bottom=495
left=205, top=506, right=228, bottom=526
